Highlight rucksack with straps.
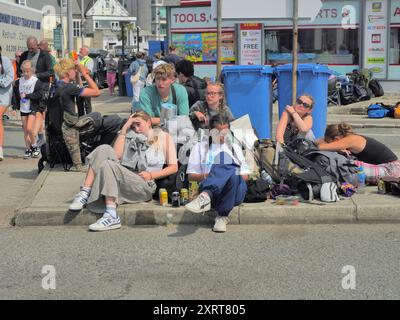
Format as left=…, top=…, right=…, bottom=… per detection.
left=279, top=145, right=340, bottom=202
left=369, top=78, right=384, bottom=97
left=367, top=102, right=394, bottom=118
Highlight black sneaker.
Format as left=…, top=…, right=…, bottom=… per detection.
left=23, top=149, right=32, bottom=159
left=31, top=146, right=40, bottom=158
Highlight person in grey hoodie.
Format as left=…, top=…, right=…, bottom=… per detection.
left=128, top=52, right=149, bottom=110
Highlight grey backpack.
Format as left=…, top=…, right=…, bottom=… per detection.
left=305, top=151, right=358, bottom=187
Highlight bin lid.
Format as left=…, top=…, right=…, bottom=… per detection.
left=222, top=65, right=274, bottom=75
left=275, top=63, right=331, bottom=75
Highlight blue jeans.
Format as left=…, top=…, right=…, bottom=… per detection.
left=200, top=152, right=247, bottom=217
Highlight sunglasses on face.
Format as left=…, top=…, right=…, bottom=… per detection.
left=296, top=98, right=312, bottom=109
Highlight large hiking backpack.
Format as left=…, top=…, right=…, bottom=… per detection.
left=279, top=146, right=340, bottom=202
left=304, top=151, right=358, bottom=187
left=369, top=78, right=384, bottom=97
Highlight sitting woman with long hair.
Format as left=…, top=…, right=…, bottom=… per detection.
left=276, top=94, right=315, bottom=144
left=69, top=110, right=178, bottom=232
left=317, top=122, right=400, bottom=185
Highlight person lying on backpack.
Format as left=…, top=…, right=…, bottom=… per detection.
left=185, top=114, right=250, bottom=233
left=317, top=122, right=400, bottom=185
left=135, top=63, right=189, bottom=126
left=69, top=110, right=178, bottom=232
left=53, top=58, right=101, bottom=172
left=189, top=82, right=235, bottom=131
left=276, top=94, right=315, bottom=144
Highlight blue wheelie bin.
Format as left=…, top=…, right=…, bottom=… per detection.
left=124, top=73, right=133, bottom=97
left=222, top=65, right=274, bottom=139
left=275, top=63, right=331, bottom=139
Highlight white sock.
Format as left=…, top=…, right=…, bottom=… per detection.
left=105, top=204, right=118, bottom=219
left=81, top=187, right=91, bottom=198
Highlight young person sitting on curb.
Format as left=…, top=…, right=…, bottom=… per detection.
left=276, top=94, right=315, bottom=144
left=134, top=63, right=189, bottom=126
left=189, top=82, right=234, bottom=131
left=317, top=122, right=400, bottom=185
left=69, top=110, right=178, bottom=232
left=53, top=58, right=101, bottom=172
left=185, top=114, right=250, bottom=233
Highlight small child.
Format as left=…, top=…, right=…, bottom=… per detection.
left=18, top=60, right=44, bottom=158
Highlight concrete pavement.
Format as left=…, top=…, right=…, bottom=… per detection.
left=5, top=90, right=400, bottom=227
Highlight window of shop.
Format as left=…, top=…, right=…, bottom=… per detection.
left=265, top=28, right=359, bottom=65
left=264, top=0, right=361, bottom=75
left=389, top=0, right=400, bottom=79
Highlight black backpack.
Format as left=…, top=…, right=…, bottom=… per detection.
left=369, top=78, right=384, bottom=97
left=244, top=179, right=270, bottom=203
left=279, top=145, right=339, bottom=201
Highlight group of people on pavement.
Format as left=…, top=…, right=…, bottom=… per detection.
left=1, top=36, right=399, bottom=234
left=67, top=54, right=399, bottom=234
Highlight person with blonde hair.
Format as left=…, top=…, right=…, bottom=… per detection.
left=135, top=63, right=189, bottom=126
left=18, top=60, right=45, bottom=158
left=69, top=110, right=178, bottom=232
left=317, top=122, right=400, bottom=185
left=276, top=94, right=315, bottom=144
left=53, top=58, right=100, bottom=171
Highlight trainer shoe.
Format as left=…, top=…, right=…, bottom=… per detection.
left=69, top=190, right=90, bottom=211
left=31, top=146, right=40, bottom=158
left=69, top=164, right=84, bottom=172
left=23, top=149, right=32, bottom=159
left=0, top=148, right=3, bottom=161
left=212, top=216, right=230, bottom=233
left=89, top=214, right=121, bottom=232
left=185, top=192, right=211, bottom=213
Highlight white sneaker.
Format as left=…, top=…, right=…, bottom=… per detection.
left=89, top=214, right=121, bottom=232
left=213, top=216, right=229, bottom=233
left=69, top=190, right=89, bottom=211
left=185, top=192, right=211, bottom=213
left=0, top=148, right=3, bottom=161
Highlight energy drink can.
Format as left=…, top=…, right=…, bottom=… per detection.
left=189, top=181, right=199, bottom=201
left=159, top=189, right=168, bottom=206
left=377, top=179, right=386, bottom=194
left=180, top=188, right=189, bottom=205
left=172, top=191, right=180, bottom=207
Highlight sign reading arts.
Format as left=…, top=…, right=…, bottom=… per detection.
left=239, top=23, right=263, bottom=65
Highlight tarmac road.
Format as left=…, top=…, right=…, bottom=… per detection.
left=0, top=224, right=400, bottom=300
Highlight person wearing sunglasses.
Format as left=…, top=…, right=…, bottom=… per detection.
left=276, top=94, right=315, bottom=144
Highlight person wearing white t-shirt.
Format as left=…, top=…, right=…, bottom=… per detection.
left=185, top=114, right=250, bottom=233
left=18, top=60, right=44, bottom=159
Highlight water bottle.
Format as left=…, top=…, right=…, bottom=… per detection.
left=261, top=169, right=274, bottom=185
left=356, top=166, right=366, bottom=194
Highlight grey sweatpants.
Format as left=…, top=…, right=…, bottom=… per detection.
left=85, top=145, right=157, bottom=214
